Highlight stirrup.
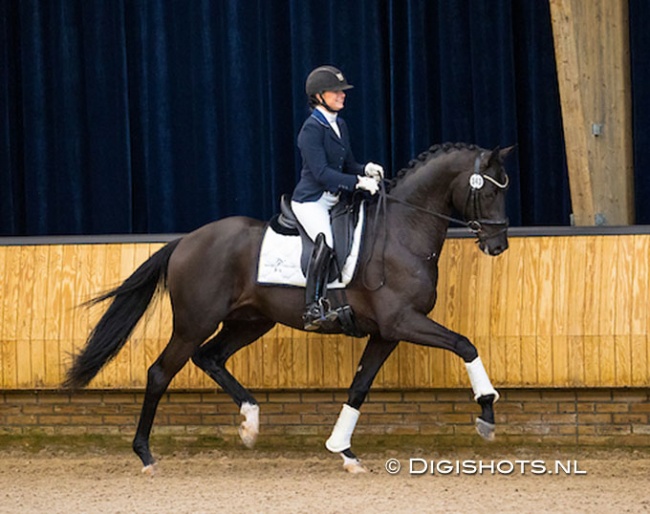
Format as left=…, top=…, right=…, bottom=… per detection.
left=319, top=298, right=339, bottom=322
left=303, top=299, right=338, bottom=331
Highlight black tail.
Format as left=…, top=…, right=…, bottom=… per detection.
left=63, top=238, right=182, bottom=389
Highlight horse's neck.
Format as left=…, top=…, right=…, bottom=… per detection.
left=388, top=153, right=466, bottom=256
left=391, top=153, right=463, bottom=218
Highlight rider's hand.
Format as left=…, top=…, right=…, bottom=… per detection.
left=364, top=162, right=384, bottom=181
left=356, top=176, right=379, bottom=195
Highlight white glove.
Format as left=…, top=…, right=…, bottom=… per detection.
left=364, top=162, right=384, bottom=180
left=356, top=176, right=379, bottom=195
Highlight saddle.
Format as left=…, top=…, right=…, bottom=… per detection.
left=272, top=194, right=363, bottom=278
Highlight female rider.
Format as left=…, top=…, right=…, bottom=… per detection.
left=291, top=65, right=383, bottom=330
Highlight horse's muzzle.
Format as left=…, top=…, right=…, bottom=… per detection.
left=472, top=219, right=509, bottom=256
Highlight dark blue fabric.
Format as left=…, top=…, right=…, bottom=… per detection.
left=292, top=110, right=364, bottom=202
left=630, top=0, right=650, bottom=224
left=0, top=0, right=645, bottom=235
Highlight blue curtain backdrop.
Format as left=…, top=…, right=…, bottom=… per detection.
left=0, top=0, right=646, bottom=235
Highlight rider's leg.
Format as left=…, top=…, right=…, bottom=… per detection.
left=291, top=194, right=338, bottom=330
left=302, top=233, right=337, bottom=330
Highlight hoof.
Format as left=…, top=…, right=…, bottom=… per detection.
left=238, top=421, right=258, bottom=449
left=343, top=460, right=368, bottom=474
left=141, top=463, right=157, bottom=477
left=476, top=417, right=496, bottom=441
left=342, top=452, right=367, bottom=474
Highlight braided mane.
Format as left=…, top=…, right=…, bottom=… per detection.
left=386, top=142, right=479, bottom=192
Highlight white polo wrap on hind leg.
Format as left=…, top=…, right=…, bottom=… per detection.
left=325, top=403, right=360, bottom=453
left=465, top=357, right=500, bottom=402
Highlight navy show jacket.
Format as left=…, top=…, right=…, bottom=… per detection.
left=292, top=109, right=365, bottom=203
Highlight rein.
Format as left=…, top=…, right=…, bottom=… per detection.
left=361, top=154, right=509, bottom=291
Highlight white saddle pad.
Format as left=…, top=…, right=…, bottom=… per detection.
left=256, top=205, right=365, bottom=288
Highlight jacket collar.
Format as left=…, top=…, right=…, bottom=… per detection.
left=311, top=108, right=342, bottom=141
left=312, top=107, right=341, bottom=127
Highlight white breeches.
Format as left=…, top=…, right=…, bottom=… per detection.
left=291, top=192, right=339, bottom=248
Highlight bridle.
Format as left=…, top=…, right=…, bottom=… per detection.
left=362, top=153, right=509, bottom=290
left=463, top=153, right=510, bottom=242
left=384, top=153, right=509, bottom=239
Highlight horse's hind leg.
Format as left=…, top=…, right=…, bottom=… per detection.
left=327, top=335, right=399, bottom=473
left=191, top=319, right=275, bottom=448
left=132, top=333, right=200, bottom=473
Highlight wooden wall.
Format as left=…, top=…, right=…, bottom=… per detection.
left=0, top=234, right=648, bottom=390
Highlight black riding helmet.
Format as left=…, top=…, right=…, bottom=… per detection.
left=305, top=65, right=353, bottom=111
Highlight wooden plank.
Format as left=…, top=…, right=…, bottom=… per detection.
left=583, top=335, right=601, bottom=386
left=566, top=237, right=587, bottom=336
left=56, top=245, right=78, bottom=383
left=614, top=236, right=634, bottom=335
left=632, top=236, right=650, bottom=335
left=277, top=326, right=294, bottom=388
left=599, top=335, right=616, bottom=385
left=535, top=238, right=554, bottom=337
left=549, top=0, right=634, bottom=225
left=16, top=248, right=35, bottom=387
left=2, top=247, right=21, bottom=343
left=549, top=0, right=593, bottom=224
left=614, top=335, right=632, bottom=386
left=44, top=246, right=64, bottom=385
left=504, top=239, right=524, bottom=337
left=489, top=250, right=509, bottom=337
left=582, top=237, right=601, bottom=335
left=520, top=238, right=540, bottom=337
left=567, top=335, right=585, bottom=386
left=520, top=336, right=537, bottom=385
left=630, top=335, right=648, bottom=387
left=552, top=335, right=569, bottom=386
left=503, top=336, right=520, bottom=386
left=395, top=344, right=412, bottom=388
left=536, top=335, right=554, bottom=386
left=474, top=253, right=493, bottom=337
left=552, top=237, right=570, bottom=336
left=598, top=237, right=617, bottom=336
left=29, top=246, right=49, bottom=387
left=262, top=331, right=280, bottom=389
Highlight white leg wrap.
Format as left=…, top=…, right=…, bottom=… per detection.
left=465, top=357, right=500, bottom=402
left=325, top=404, right=360, bottom=453
left=239, top=402, right=260, bottom=448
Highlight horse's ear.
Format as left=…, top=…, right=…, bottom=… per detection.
left=498, top=145, right=516, bottom=162
left=487, top=146, right=501, bottom=167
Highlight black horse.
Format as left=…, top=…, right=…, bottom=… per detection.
left=64, top=142, right=513, bottom=474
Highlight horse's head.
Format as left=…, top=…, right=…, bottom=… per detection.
left=451, top=146, right=514, bottom=256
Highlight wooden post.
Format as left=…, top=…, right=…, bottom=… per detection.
left=549, top=0, right=634, bottom=226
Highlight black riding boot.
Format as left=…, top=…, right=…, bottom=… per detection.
left=303, top=233, right=338, bottom=331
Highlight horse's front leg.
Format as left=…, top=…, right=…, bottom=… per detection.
left=385, top=311, right=499, bottom=441
left=326, top=335, right=399, bottom=473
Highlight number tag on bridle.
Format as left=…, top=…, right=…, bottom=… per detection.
left=469, top=174, right=485, bottom=190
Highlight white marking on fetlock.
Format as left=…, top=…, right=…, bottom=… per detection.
left=465, top=357, right=500, bottom=402
left=238, top=402, right=260, bottom=448
left=141, top=463, right=156, bottom=477
left=341, top=453, right=367, bottom=474
left=325, top=404, right=360, bottom=453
